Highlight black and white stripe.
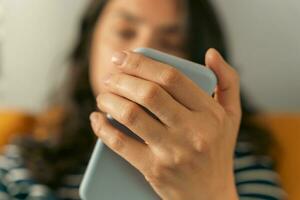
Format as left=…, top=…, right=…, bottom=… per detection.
left=0, top=142, right=287, bottom=200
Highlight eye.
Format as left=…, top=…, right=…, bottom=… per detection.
left=116, top=29, right=136, bottom=40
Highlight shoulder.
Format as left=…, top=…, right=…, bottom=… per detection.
left=234, top=141, right=287, bottom=200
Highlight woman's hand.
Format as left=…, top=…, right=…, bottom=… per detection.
left=90, top=48, right=241, bottom=200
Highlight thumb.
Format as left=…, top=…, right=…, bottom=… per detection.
left=205, top=48, right=241, bottom=118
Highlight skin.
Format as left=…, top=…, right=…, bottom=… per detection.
left=89, top=0, right=241, bottom=199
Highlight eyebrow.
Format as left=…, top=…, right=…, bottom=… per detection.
left=114, top=10, right=186, bottom=34
left=114, top=10, right=144, bottom=24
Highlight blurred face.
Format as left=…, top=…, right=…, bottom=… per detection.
left=89, top=0, right=188, bottom=96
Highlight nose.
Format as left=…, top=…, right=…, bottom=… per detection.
left=130, top=30, right=158, bottom=50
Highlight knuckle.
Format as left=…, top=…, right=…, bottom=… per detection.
left=174, top=151, right=200, bottom=171
left=140, top=84, right=160, bottom=104
left=213, top=108, right=226, bottom=125
left=157, top=150, right=187, bottom=167
left=172, top=152, right=190, bottom=166
left=109, top=132, right=125, bottom=152
left=112, top=74, right=123, bottom=87
left=125, top=52, right=144, bottom=71
left=192, top=134, right=207, bottom=153
left=96, top=93, right=106, bottom=108
left=145, top=163, right=170, bottom=184
left=160, top=67, right=180, bottom=87
left=120, top=103, right=139, bottom=125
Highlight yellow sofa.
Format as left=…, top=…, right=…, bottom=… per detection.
left=0, top=107, right=65, bottom=147
left=253, top=114, right=300, bottom=200
left=0, top=109, right=299, bottom=199
left=0, top=110, right=36, bottom=147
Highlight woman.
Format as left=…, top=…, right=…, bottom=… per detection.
left=0, top=0, right=286, bottom=199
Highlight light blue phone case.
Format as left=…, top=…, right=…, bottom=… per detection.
left=79, top=48, right=217, bottom=200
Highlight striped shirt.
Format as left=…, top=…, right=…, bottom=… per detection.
left=0, top=142, right=287, bottom=200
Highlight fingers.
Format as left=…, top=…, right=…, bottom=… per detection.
left=90, top=112, right=151, bottom=173
left=96, top=92, right=167, bottom=145
left=102, top=72, right=190, bottom=127
left=111, top=51, right=213, bottom=111
left=205, top=48, right=241, bottom=118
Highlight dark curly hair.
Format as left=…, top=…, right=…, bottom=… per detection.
left=17, top=0, right=274, bottom=189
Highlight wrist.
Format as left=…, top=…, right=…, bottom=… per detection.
left=218, top=172, right=239, bottom=200
left=223, top=186, right=239, bottom=200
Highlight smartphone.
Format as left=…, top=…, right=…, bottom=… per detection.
left=79, top=48, right=217, bottom=200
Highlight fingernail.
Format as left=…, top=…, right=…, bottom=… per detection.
left=90, top=113, right=100, bottom=134
left=111, top=51, right=127, bottom=66
left=90, top=113, right=98, bottom=124
left=213, top=48, right=224, bottom=60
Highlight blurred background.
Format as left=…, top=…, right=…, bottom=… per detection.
left=0, top=0, right=299, bottom=114
left=0, top=0, right=299, bottom=199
